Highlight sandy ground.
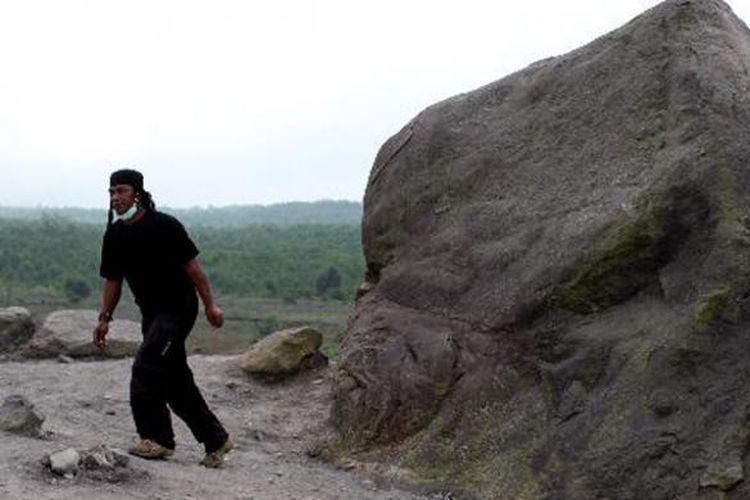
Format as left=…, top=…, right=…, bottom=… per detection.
left=0, top=355, right=438, bottom=500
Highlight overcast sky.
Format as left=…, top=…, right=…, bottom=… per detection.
left=1, top=0, right=748, bottom=208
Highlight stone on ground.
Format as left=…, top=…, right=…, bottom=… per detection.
left=0, top=395, right=45, bottom=437
left=23, top=310, right=141, bottom=359
left=0, top=306, right=35, bottom=353
left=43, top=444, right=141, bottom=483
left=46, top=448, right=80, bottom=476
left=80, top=444, right=130, bottom=470
left=240, top=327, right=327, bottom=377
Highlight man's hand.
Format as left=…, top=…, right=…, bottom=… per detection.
left=205, top=305, right=224, bottom=328
left=93, top=321, right=109, bottom=348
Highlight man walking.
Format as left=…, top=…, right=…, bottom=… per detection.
left=93, top=169, right=232, bottom=468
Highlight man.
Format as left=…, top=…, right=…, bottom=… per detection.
left=93, top=169, right=232, bottom=468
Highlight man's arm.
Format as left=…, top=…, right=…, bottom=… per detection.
left=92, top=278, right=122, bottom=348
left=185, top=257, right=224, bottom=328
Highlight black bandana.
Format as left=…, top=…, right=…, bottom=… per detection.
left=110, top=169, right=144, bottom=191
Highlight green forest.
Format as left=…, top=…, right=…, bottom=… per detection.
left=0, top=204, right=364, bottom=304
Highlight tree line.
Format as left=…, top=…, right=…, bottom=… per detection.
left=0, top=216, right=364, bottom=303
left=0, top=200, right=362, bottom=227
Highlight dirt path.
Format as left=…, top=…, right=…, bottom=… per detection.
left=0, top=356, right=435, bottom=500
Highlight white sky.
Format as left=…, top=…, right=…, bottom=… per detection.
left=1, top=0, right=748, bottom=208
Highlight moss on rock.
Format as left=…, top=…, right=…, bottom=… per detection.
left=554, top=197, right=668, bottom=314
left=694, top=286, right=733, bottom=330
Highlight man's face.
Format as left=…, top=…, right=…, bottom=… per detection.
left=109, top=184, right=136, bottom=215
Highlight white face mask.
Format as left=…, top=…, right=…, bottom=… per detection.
left=112, top=204, right=138, bottom=222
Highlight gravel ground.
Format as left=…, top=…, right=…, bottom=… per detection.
left=0, top=355, right=438, bottom=500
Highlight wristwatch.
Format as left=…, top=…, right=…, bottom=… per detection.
left=98, top=311, right=113, bottom=323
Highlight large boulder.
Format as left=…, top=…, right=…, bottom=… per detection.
left=24, top=310, right=141, bottom=359
left=332, top=1, right=750, bottom=498
left=240, top=327, right=327, bottom=377
left=0, top=306, right=35, bottom=353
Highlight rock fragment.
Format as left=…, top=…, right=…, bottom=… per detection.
left=80, top=444, right=129, bottom=470
left=47, top=448, right=80, bottom=476
left=0, top=395, right=44, bottom=437
left=43, top=444, right=143, bottom=483
left=0, top=307, right=35, bottom=353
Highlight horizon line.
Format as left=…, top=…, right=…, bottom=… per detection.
left=0, top=199, right=363, bottom=211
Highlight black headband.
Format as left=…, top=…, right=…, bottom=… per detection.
left=110, top=169, right=144, bottom=191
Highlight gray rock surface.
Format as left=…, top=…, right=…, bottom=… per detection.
left=24, top=310, right=141, bottom=359
left=240, top=327, right=328, bottom=377
left=0, top=306, right=35, bottom=353
left=0, top=395, right=45, bottom=437
left=332, top=0, right=750, bottom=498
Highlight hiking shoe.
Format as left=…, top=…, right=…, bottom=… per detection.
left=200, top=438, right=233, bottom=468
left=128, top=439, right=174, bottom=460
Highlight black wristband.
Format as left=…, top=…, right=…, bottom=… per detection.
left=98, top=311, right=113, bottom=323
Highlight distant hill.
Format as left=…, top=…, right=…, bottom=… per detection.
left=0, top=200, right=362, bottom=226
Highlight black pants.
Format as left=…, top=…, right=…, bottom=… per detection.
left=130, top=306, right=228, bottom=453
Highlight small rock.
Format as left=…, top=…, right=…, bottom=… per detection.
left=105, top=410, right=116, bottom=416
left=57, top=354, right=74, bottom=364
left=74, top=445, right=130, bottom=471
left=0, top=306, right=35, bottom=354
left=81, top=449, right=114, bottom=470
left=48, top=448, right=80, bottom=476
left=0, top=395, right=45, bottom=437
left=111, top=448, right=129, bottom=468
left=239, top=327, right=328, bottom=378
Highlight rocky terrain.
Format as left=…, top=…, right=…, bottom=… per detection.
left=331, top=0, right=750, bottom=498
left=0, top=308, right=439, bottom=500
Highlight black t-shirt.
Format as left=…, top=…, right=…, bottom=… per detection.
left=100, top=210, right=199, bottom=316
